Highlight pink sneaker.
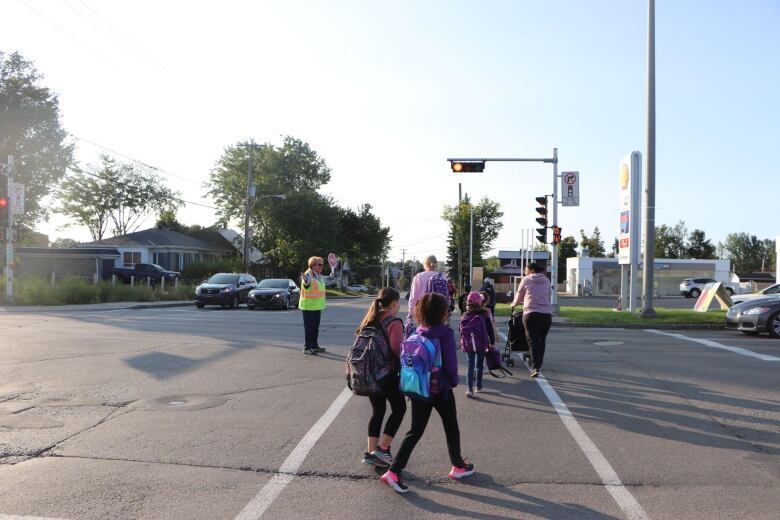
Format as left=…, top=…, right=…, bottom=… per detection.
left=448, top=462, right=475, bottom=479
left=380, top=469, right=408, bottom=493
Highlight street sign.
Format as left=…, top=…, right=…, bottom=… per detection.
left=10, top=183, right=24, bottom=216
left=561, top=171, right=579, bottom=206
left=327, top=252, right=338, bottom=272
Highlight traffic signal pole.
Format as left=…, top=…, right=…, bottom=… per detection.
left=448, top=148, right=561, bottom=314
left=5, top=155, right=14, bottom=304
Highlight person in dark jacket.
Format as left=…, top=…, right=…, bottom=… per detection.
left=457, top=284, right=472, bottom=314
left=380, top=293, right=474, bottom=493
left=480, top=278, right=496, bottom=315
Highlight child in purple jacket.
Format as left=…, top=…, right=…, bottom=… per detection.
left=459, top=292, right=495, bottom=397
left=380, top=293, right=475, bottom=493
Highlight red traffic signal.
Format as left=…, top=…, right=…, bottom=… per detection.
left=0, top=197, right=7, bottom=208
left=450, top=161, right=485, bottom=173
left=552, top=225, right=562, bottom=245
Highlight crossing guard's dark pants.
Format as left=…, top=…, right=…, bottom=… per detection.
left=302, top=310, right=321, bottom=349
left=522, top=312, right=552, bottom=370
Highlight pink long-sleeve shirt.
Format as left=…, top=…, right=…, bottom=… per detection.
left=408, top=270, right=447, bottom=315
left=511, top=273, right=553, bottom=315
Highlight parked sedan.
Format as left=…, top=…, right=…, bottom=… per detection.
left=730, top=283, right=780, bottom=305
left=725, top=298, right=780, bottom=338
left=679, top=278, right=734, bottom=298
left=195, top=273, right=256, bottom=309
left=246, top=278, right=300, bottom=310
left=347, top=284, right=369, bottom=293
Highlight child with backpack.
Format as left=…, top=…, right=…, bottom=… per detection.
left=459, top=292, right=495, bottom=397
left=380, top=293, right=474, bottom=493
left=349, top=288, right=407, bottom=468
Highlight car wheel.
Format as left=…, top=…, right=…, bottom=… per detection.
left=247, top=302, right=256, bottom=310
left=196, top=302, right=205, bottom=309
left=286, top=296, right=294, bottom=310
left=229, top=296, right=239, bottom=309
left=768, top=312, right=780, bottom=339
left=690, top=288, right=701, bottom=298
left=725, top=287, right=734, bottom=296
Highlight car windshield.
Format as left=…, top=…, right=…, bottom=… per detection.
left=258, top=279, right=289, bottom=289
left=152, top=264, right=165, bottom=271
left=207, top=274, right=239, bottom=284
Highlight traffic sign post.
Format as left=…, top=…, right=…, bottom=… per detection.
left=561, top=171, right=579, bottom=206
left=4, top=155, right=15, bottom=303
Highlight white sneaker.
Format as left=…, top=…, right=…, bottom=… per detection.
left=466, top=389, right=474, bottom=398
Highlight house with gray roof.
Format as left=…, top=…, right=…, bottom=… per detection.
left=85, top=228, right=236, bottom=272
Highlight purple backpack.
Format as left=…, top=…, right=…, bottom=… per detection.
left=459, top=312, right=490, bottom=353
left=426, top=272, right=450, bottom=298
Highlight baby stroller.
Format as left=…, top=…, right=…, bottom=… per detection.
left=503, top=307, right=529, bottom=367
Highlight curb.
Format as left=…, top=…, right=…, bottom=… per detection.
left=552, top=322, right=723, bottom=330
left=127, top=302, right=195, bottom=310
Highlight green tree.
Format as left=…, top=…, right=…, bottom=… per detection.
left=556, top=235, right=578, bottom=283
left=720, top=233, right=775, bottom=274
left=579, top=227, right=605, bottom=257
left=484, top=255, right=501, bottom=274
left=654, top=220, right=687, bottom=258
left=50, top=237, right=78, bottom=248
left=442, top=195, right=504, bottom=287
left=338, top=203, right=391, bottom=284
left=58, top=155, right=180, bottom=239
left=0, top=51, right=73, bottom=228
left=686, top=229, right=717, bottom=259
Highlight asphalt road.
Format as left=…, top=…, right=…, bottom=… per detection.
left=1, top=300, right=778, bottom=519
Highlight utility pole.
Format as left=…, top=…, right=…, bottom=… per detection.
left=401, top=248, right=407, bottom=290
left=4, top=155, right=14, bottom=303
left=551, top=148, right=559, bottom=311
left=641, top=0, right=657, bottom=318
left=469, top=202, right=474, bottom=288
left=243, top=142, right=254, bottom=274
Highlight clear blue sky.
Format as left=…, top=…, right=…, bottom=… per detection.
left=2, top=0, right=778, bottom=261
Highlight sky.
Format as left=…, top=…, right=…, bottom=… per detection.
left=2, top=0, right=778, bottom=263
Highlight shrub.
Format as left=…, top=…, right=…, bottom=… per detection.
left=15, top=277, right=57, bottom=305
left=53, top=277, right=98, bottom=304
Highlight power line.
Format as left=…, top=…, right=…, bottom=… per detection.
left=70, top=133, right=204, bottom=187
left=66, top=164, right=217, bottom=210
left=15, top=0, right=114, bottom=67
left=75, top=0, right=165, bottom=68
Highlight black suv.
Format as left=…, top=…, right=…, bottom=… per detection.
left=195, top=273, right=257, bottom=309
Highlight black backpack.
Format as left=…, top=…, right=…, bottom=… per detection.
left=346, top=316, right=401, bottom=396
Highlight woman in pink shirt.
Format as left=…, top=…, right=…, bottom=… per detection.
left=510, top=262, right=552, bottom=378
left=406, top=255, right=448, bottom=335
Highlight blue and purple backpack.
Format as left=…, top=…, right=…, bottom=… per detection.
left=399, top=333, right=441, bottom=401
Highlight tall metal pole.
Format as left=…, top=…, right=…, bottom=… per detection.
left=551, top=147, right=559, bottom=312
left=469, top=204, right=474, bottom=287
left=5, top=155, right=14, bottom=303
left=243, top=143, right=254, bottom=273
left=641, top=0, right=657, bottom=317
left=458, top=183, right=462, bottom=290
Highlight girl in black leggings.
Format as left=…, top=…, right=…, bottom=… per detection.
left=358, top=288, right=407, bottom=467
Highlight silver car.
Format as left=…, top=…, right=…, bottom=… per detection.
left=731, top=283, right=780, bottom=305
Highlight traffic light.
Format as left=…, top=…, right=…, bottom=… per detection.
left=535, top=196, right=548, bottom=243
left=450, top=161, right=485, bottom=173
left=0, top=197, right=7, bottom=228
left=552, top=225, right=562, bottom=245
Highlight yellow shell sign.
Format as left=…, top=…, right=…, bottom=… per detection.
left=620, top=163, right=630, bottom=190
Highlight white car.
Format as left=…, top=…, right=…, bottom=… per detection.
left=347, top=284, right=369, bottom=293
left=731, top=283, right=780, bottom=305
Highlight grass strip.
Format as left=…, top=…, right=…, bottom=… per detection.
left=493, top=303, right=726, bottom=325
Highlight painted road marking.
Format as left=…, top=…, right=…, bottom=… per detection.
left=499, top=331, right=650, bottom=520
left=234, top=387, right=353, bottom=520
left=647, top=330, right=780, bottom=361
left=0, top=514, right=68, bottom=519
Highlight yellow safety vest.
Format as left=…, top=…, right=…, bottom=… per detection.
left=299, top=273, right=326, bottom=311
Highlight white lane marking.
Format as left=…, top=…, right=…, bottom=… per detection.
left=0, top=515, right=68, bottom=519
left=646, top=330, right=780, bottom=361
left=234, top=387, right=353, bottom=520
left=499, top=332, right=650, bottom=520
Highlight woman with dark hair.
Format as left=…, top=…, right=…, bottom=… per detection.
left=356, top=288, right=406, bottom=468
left=511, top=262, right=553, bottom=378
left=380, top=293, right=474, bottom=493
